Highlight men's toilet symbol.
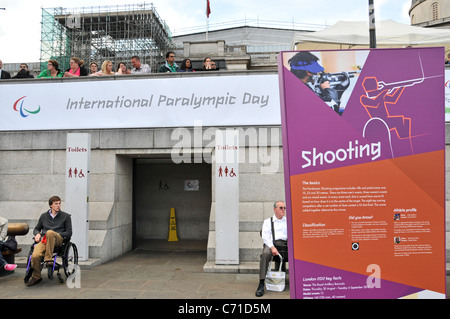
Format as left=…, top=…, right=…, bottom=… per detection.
left=218, top=166, right=237, bottom=177
left=68, top=167, right=86, bottom=178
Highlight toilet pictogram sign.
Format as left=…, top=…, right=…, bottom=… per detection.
left=68, top=167, right=86, bottom=178
left=218, top=166, right=237, bottom=177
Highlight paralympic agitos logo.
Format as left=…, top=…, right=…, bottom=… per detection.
left=13, top=96, right=41, bottom=117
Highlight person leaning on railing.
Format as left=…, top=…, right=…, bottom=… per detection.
left=36, top=60, right=63, bottom=78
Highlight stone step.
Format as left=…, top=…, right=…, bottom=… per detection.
left=203, top=261, right=260, bottom=274
left=203, top=260, right=289, bottom=274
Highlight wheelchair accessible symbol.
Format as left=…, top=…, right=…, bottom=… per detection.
left=218, top=166, right=237, bottom=177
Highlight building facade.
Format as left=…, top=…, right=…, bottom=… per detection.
left=410, top=0, right=450, bottom=28
left=0, top=71, right=284, bottom=272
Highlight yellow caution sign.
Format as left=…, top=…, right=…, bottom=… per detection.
left=168, top=207, right=179, bottom=241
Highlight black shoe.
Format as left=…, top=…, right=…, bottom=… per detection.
left=48, top=265, right=54, bottom=279
left=255, top=282, right=264, bottom=297
left=26, top=277, right=42, bottom=287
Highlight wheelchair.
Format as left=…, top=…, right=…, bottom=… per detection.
left=24, top=238, right=78, bottom=284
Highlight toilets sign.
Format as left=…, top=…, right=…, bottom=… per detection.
left=65, top=133, right=91, bottom=262
left=215, top=129, right=239, bottom=265
left=67, top=146, right=88, bottom=179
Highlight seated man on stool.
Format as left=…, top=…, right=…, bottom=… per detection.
left=255, top=201, right=288, bottom=297
left=26, top=196, right=72, bottom=287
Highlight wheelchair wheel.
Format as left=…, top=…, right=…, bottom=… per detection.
left=23, top=244, right=35, bottom=283
left=63, top=242, right=78, bottom=278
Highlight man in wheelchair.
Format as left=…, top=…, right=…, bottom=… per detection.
left=25, top=196, right=72, bottom=287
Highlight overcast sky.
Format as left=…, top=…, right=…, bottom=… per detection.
left=0, top=0, right=411, bottom=63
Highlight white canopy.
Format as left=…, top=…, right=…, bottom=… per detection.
left=293, top=20, right=450, bottom=50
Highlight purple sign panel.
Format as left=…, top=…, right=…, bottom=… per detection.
left=278, top=48, right=446, bottom=299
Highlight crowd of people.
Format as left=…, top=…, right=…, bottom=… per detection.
left=0, top=52, right=220, bottom=80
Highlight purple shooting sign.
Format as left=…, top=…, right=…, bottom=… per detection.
left=278, top=48, right=446, bottom=299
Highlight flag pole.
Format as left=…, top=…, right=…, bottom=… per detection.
left=206, top=17, right=209, bottom=41
left=206, top=0, right=210, bottom=41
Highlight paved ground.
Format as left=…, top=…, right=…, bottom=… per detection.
left=0, top=240, right=448, bottom=301
left=0, top=249, right=289, bottom=300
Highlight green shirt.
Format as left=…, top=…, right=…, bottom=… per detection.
left=37, top=69, right=63, bottom=78
left=158, top=61, right=179, bottom=73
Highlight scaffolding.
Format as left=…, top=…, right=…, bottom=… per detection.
left=39, top=3, right=173, bottom=72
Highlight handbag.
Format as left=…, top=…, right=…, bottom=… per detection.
left=265, top=254, right=286, bottom=292
left=2, top=236, right=18, bottom=251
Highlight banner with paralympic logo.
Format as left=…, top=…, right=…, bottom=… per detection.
left=278, top=48, right=446, bottom=299
left=0, top=74, right=280, bottom=131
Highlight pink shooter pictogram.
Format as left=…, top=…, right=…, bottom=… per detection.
left=360, top=53, right=441, bottom=158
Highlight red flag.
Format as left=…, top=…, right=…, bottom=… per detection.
left=206, top=0, right=211, bottom=18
